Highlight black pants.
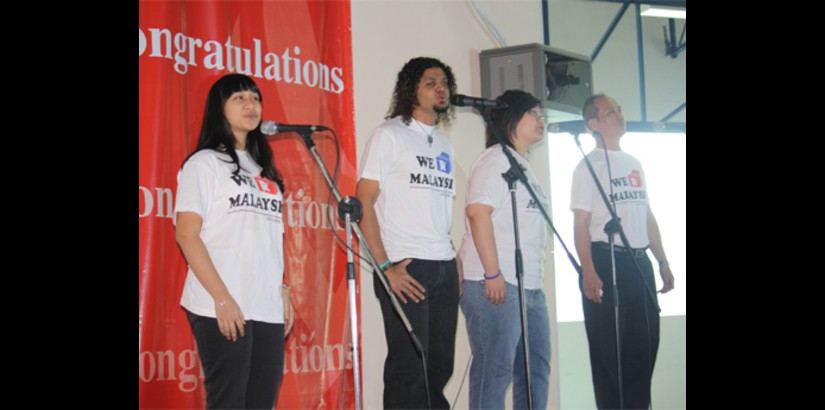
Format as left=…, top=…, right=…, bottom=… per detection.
left=186, top=310, right=285, bottom=409
left=373, top=258, right=460, bottom=410
left=581, top=243, right=660, bottom=410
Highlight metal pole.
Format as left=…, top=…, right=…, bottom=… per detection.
left=635, top=2, right=647, bottom=123
left=542, top=0, right=550, bottom=45
left=591, top=2, right=630, bottom=62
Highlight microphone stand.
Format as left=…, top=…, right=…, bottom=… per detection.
left=572, top=133, right=660, bottom=410
left=477, top=109, right=582, bottom=410
left=501, top=164, right=533, bottom=410
left=290, top=129, right=427, bottom=403
left=338, top=196, right=363, bottom=410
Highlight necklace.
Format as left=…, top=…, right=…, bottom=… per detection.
left=414, top=119, right=435, bottom=147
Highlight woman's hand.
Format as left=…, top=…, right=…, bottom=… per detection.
left=284, top=289, right=295, bottom=337
left=484, top=275, right=506, bottom=305
left=215, top=297, right=246, bottom=341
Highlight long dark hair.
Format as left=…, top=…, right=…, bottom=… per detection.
left=385, top=57, right=457, bottom=126
left=182, top=73, right=283, bottom=192
left=484, top=89, right=541, bottom=149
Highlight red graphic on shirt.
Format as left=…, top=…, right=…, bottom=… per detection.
left=628, top=169, right=643, bottom=188
left=254, top=176, right=279, bottom=195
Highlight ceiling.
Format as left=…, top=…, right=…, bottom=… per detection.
left=595, top=0, right=686, bottom=7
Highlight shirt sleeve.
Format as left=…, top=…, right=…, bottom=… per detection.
left=358, top=127, right=396, bottom=187
left=570, top=160, right=594, bottom=213
left=466, top=151, right=508, bottom=209
left=173, top=154, right=215, bottom=225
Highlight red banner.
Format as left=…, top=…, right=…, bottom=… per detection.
left=138, top=1, right=358, bottom=408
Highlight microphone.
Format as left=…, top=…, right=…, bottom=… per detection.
left=260, top=120, right=330, bottom=135
left=450, top=94, right=508, bottom=109
left=547, top=122, right=588, bottom=136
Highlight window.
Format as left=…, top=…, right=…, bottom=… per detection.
left=548, top=131, right=686, bottom=321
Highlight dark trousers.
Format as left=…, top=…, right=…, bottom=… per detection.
left=581, top=243, right=660, bottom=410
left=373, top=258, right=460, bottom=410
left=186, top=310, right=285, bottom=409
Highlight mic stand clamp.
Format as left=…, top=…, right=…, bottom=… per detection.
left=603, top=217, right=622, bottom=235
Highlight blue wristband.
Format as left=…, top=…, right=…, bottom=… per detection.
left=379, top=260, right=391, bottom=270
left=483, top=270, right=502, bottom=280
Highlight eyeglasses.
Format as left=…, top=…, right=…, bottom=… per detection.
left=528, top=110, right=546, bottom=122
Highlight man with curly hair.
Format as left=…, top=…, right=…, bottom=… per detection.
left=356, top=57, right=460, bottom=409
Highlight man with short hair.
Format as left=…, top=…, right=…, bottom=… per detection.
left=571, top=94, right=675, bottom=410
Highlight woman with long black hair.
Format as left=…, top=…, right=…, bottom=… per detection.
left=174, top=73, right=293, bottom=409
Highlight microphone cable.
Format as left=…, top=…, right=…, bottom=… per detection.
left=316, top=130, right=374, bottom=267
left=423, top=352, right=433, bottom=410
left=451, top=352, right=473, bottom=409
left=315, top=129, right=436, bottom=410
left=598, top=134, right=657, bottom=410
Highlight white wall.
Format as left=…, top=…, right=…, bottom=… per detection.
left=351, top=1, right=685, bottom=409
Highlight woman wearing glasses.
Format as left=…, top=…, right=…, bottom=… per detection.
left=458, top=89, right=552, bottom=409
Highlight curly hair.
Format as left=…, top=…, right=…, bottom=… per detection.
left=385, top=57, right=457, bottom=127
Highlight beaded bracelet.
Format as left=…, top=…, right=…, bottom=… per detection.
left=483, top=270, right=502, bottom=280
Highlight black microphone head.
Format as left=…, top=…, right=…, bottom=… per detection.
left=260, top=121, right=278, bottom=135
left=261, top=120, right=331, bottom=135
left=450, top=94, right=508, bottom=109
left=546, top=121, right=587, bottom=136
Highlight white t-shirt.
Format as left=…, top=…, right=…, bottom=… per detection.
left=357, top=116, right=456, bottom=261
left=570, top=148, right=649, bottom=248
left=174, top=149, right=285, bottom=323
left=458, top=145, right=548, bottom=289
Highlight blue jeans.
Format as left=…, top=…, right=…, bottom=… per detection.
left=460, top=280, right=551, bottom=410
